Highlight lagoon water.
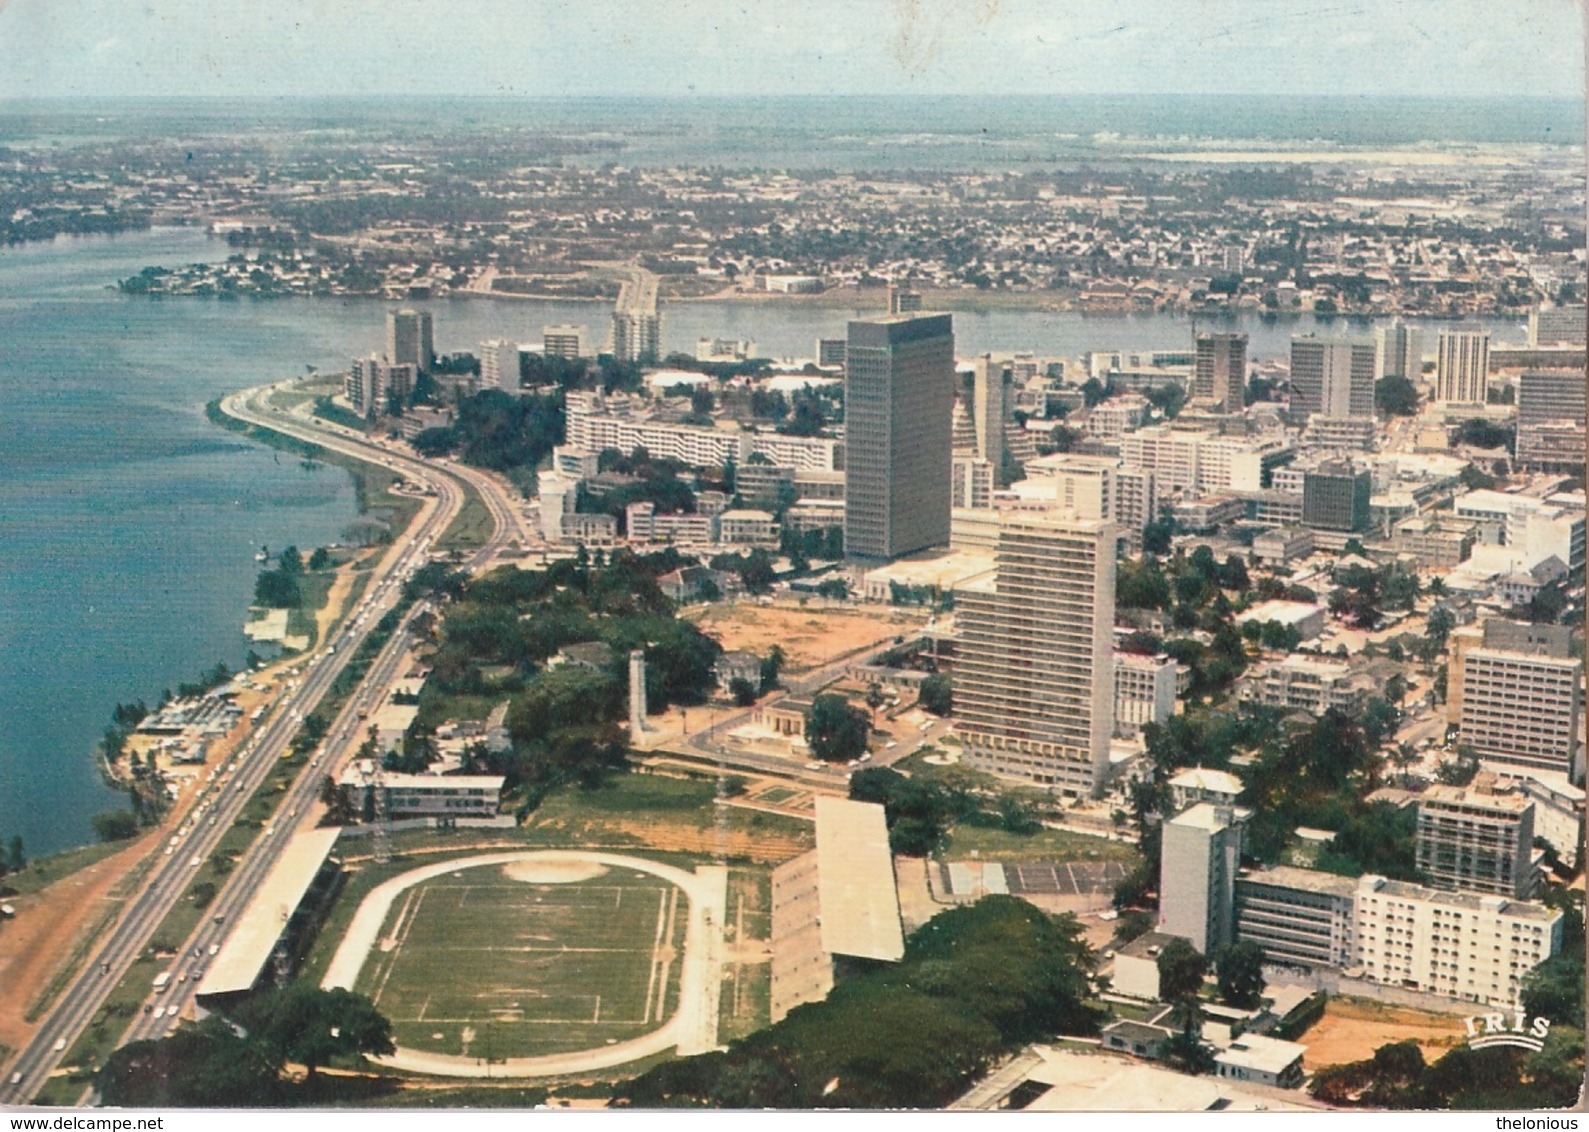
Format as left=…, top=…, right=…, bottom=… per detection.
left=0, top=227, right=1529, bottom=856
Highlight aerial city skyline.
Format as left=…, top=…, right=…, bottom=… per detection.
left=0, top=0, right=1583, bottom=1118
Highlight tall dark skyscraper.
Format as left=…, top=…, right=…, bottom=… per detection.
left=386, top=308, right=434, bottom=372
left=1193, top=331, right=1247, bottom=411
left=843, top=313, right=954, bottom=560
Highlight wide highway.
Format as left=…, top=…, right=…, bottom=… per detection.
left=1, top=382, right=502, bottom=1106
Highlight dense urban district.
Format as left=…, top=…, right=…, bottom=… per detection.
left=0, top=116, right=1584, bottom=1114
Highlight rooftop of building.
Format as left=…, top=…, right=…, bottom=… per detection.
left=1420, top=778, right=1534, bottom=815
left=196, top=828, right=341, bottom=999
left=1214, top=1034, right=1307, bottom=1075
left=1236, top=865, right=1358, bottom=898
left=1117, top=930, right=1186, bottom=962
left=1359, top=875, right=1562, bottom=921
left=1167, top=766, right=1244, bottom=796
left=1169, top=801, right=1251, bottom=832
left=1235, top=600, right=1324, bottom=626
left=813, top=796, right=905, bottom=962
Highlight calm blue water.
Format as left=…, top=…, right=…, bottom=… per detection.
left=0, top=227, right=1530, bottom=857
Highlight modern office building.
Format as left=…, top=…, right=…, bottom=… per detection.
left=386, top=308, right=433, bottom=372
left=611, top=310, right=661, bottom=361
left=479, top=338, right=522, bottom=393
left=1193, top=332, right=1247, bottom=411
left=1435, top=330, right=1490, bottom=404
left=1234, top=865, right=1358, bottom=969
left=1416, top=778, right=1537, bottom=899
left=1529, top=304, right=1587, bottom=348
left=1301, top=460, right=1371, bottom=532
left=955, top=513, right=1116, bottom=796
left=1456, top=621, right=1583, bottom=780
left=1160, top=803, right=1247, bottom=954
left=543, top=324, right=587, bottom=359
left=1288, top=336, right=1377, bottom=422
left=1380, top=321, right=1423, bottom=381
left=972, top=355, right=1011, bottom=484
left=1515, top=368, right=1587, bottom=472
left=843, top=313, right=955, bottom=560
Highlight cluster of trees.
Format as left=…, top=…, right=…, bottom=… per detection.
left=709, top=548, right=776, bottom=594
left=97, top=984, right=395, bottom=1107
left=804, top=694, right=870, bottom=764
left=253, top=545, right=329, bottom=609
left=585, top=446, right=697, bottom=526
left=0, top=835, right=26, bottom=882
left=1114, top=702, right=1416, bottom=903
left=850, top=765, right=1041, bottom=856
left=1328, top=559, right=1421, bottom=631
left=1310, top=1035, right=1583, bottom=1110
left=1375, top=374, right=1420, bottom=417
left=411, top=389, right=565, bottom=480
left=778, top=524, right=845, bottom=568
left=422, top=555, right=723, bottom=806
left=618, top=897, right=1101, bottom=1108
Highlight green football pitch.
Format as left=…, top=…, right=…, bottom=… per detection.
left=354, top=864, right=689, bottom=1059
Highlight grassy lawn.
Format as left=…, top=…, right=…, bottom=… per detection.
left=719, top=868, right=771, bottom=1042
left=939, top=822, right=1138, bottom=864
left=434, top=479, right=493, bottom=553
left=413, top=688, right=505, bottom=734
left=355, top=864, right=689, bottom=1059
left=284, top=568, right=337, bottom=648
left=752, top=785, right=799, bottom=805
left=521, top=773, right=814, bottom=851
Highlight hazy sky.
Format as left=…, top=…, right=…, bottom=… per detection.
left=0, top=0, right=1582, bottom=100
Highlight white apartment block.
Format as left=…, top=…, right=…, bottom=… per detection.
left=955, top=513, right=1116, bottom=797
left=1239, top=655, right=1372, bottom=715
left=1459, top=645, right=1583, bottom=780
left=1232, top=868, right=1562, bottom=1007
left=1113, top=652, right=1178, bottom=738
left=1354, top=876, right=1560, bottom=1008
left=1196, top=436, right=1291, bottom=495
left=565, top=391, right=841, bottom=473
left=1121, top=426, right=1206, bottom=493
left=479, top=338, right=522, bottom=393
left=1085, top=394, right=1151, bottom=440
left=1452, top=489, right=1586, bottom=572
left=716, top=509, right=779, bottom=547
left=1160, top=803, right=1247, bottom=955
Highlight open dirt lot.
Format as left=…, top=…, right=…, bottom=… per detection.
left=684, top=603, right=923, bottom=673
left=1301, top=997, right=1467, bottom=1069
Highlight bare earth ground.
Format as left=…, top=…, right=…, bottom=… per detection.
left=0, top=835, right=154, bottom=1053
left=683, top=603, right=923, bottom=673
left=1301, top=997, right=1468, bottom=1069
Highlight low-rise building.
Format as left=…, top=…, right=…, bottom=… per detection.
left=716, top=508, right=779, bottom=547
left=1393, top=515, right=1478, bottom=568
left=1168, top=766, right=1244, bottom=812
left=1252, top=526, right=1315, bottom=567
left=1235, top=600, right=1326, bottom=642
left=1213, top=1035, right=1307, bottom=1090
left=1239, top=655, right=1376, bottom=715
